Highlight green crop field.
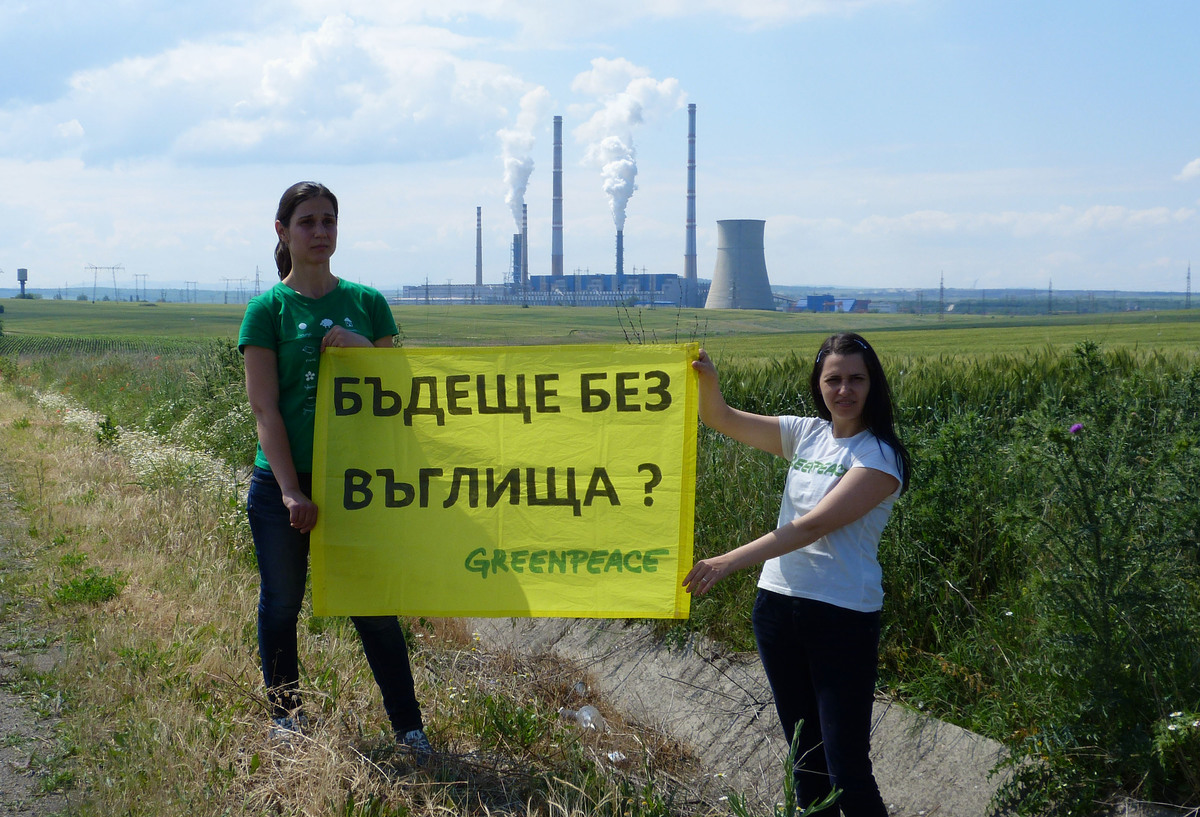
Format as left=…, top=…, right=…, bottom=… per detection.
left=3, top=297, right=1198, bottom=361
left=3, top=294, right=1200, bottom=812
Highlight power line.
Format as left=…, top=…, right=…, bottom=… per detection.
left=85, top=264, right=124, bottom=302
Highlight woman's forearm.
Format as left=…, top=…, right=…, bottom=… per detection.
left=254, top=409, right=302, bottom=491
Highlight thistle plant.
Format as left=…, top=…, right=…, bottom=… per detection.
left=996, top=342, right=1200, bottom=814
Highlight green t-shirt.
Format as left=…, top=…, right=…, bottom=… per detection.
left=238, top=279, right=398, bottom=472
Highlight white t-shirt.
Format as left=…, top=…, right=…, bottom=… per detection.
left=756, top=415, right=903, bottom=613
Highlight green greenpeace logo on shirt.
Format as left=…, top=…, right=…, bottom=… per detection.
left=789, top=456, right=848, bottom=477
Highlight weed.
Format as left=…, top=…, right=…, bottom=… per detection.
left=37, top=768, right=76, bottom=794
left=96, top=414, right=119, bottom=447
left=726, top=727, right=839, bottom=816
left=59, top=551, right=88, bottom=569
left=55, top=567, right=125, bottom=604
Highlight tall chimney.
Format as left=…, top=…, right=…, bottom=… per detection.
left=615, top=230, right=624, bottom=292
left=684, top=103, right=697, bottom=306
left=475, top=206, right=483, bottom=286
left=521, top=203, right=529, bottom=285
left=511, top=234, right=522, bottom=286
left=552, top=115, right=564, bottom=278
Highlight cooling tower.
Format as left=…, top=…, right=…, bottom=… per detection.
left=704, top=219, right=774, bottom=310
left=552, top=115, right=564, bottom=278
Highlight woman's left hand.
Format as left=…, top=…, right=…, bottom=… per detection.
left=321, top=325, right=372, bottom=350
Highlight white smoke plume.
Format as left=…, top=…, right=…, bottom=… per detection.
left=499, top=86, right=552, bottom=229
left=594, top=135, right=637, bottom=231
left=573, top=58, right=685, bottom=230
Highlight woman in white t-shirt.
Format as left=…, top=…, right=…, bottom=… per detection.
left=683, top=333, right=910, bottom=817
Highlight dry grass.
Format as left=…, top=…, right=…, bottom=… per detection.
left=0, top=385, right=722, bottom=816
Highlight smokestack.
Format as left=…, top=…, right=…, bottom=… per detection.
left=705, top=219, right=774, bottom=310
left=511, top=234, right=522, bottom=286
left=521, top=203, right=529, bottom=285
left=615, top=230, right=624, bottom=291
left=552, top=115, right=564, bottom=278
left=475, top=207, right=483, bottom=286
left=684, top=103, right=697, bottom=306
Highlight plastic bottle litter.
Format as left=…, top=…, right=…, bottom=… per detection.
left=575, top=705, right=605, bottom=731
left=558, top=705, right=605, bottom=732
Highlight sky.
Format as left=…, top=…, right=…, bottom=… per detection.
left=1, top=0, right=1198, bottom=297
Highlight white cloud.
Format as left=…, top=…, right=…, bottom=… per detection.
left=1039, top=251, right=1083, bottom=268
left=1176, top=158, right=1200, bottom=181
left=285, top=0, right=900, bottom=39
left=850, top=204, right=1197, bottom=238
left=0, top=14, right=530, bottom=167
left=570, top=57, right=647, bottom=98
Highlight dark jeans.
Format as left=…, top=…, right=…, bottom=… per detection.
left=246, top=467, right=423, bottom=733
left=752, top=589, right=887, bottom=817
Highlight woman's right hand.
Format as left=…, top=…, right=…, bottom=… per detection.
left=691, top=348, right=718, bottom=381
left=682, top=553, right=735, bottom=596
left=281, top=488, right=318, bottom=533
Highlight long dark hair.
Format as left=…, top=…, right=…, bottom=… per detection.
left=274, top=181, right=338, bottom=279
left=809, top=332, right=911, bottom=494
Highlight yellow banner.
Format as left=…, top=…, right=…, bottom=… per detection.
left=310, top=344, right=698, bottom=618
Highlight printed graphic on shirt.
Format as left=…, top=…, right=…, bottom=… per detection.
left=789, top=454, right=848, bottom=477
left=302, top=340, right=319, bottom=416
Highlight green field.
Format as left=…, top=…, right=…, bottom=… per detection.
left=3, top=295, right=1200, bottom=813
left=3, top=297, right=1198, bottom=360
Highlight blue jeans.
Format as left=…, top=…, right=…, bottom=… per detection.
left=246, top=467, right=423, bottom=733
left=752, top=589, right=887, bottom=817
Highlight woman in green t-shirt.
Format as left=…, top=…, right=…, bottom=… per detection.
left=238, top=182, right=430, bottom=760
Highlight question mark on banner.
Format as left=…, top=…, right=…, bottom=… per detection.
left=638, top=463, right=662, bottom=507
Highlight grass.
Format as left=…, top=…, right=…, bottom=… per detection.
left=3, top=298, right=1199, bottom=358
left=3, top=305, right=1200, bottom=813
left=0, top=384, right=729, bottom=816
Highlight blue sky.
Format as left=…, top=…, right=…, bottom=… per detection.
left=2, top=0, right=1198, bottom=296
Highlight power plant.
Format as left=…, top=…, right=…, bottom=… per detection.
left=404, top=103, right=775, bottom=310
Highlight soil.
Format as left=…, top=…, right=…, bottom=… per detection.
left=0, top=485, right=69, bottom=816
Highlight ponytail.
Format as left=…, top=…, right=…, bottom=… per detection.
left=274, top=240, right=291, bottom=279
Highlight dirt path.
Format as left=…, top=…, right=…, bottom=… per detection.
left=0, top=481, right=70, bottom=816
